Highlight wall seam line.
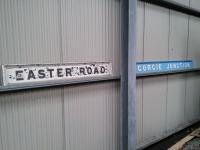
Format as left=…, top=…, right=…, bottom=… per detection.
left=141, top=1, right=145, bottom=141
left=184, top=0, right=191, bottom=123
left=58, top=0, right=64, bottom=62
left=57, top=0, right=66, bottom=150
left=165, top=8, right=171, bottom=134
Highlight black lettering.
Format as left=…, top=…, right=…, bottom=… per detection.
left=27, top=70, right=36, bottom=80
left=47, top=69, right=54, bottom=78
left=38, top=69, right=45, bottom=79
left=16, top=70, right=24, bottom=81
left=87, top=67, right=92, bottom=74
left=100, top=66, right=106, bottom=73
left=80, top=67, right=86, bottom=75
left=57, top=68, right=63, bottom=77
left=65, top=68, right=72, bottom=77
left=94, top=67, right=99, bottom=74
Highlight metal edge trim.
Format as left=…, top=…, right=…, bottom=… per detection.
left=3, top=62, right=111, bottom=68
left=0, top=75, right=120, bottom=93
left=139, top=0, right=200, bottom=18
left=136, top=60, right=193, bottom=65
left=136, top=68, right=200, bottom=78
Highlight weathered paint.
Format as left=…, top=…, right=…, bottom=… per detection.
left=2, top=63, right=112, bottom=86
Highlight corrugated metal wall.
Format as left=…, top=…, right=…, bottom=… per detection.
left=136, top=0, right=200, bottom=148
left=2, top=0, right=200, bottom=149
left=0, top=0, right=122, bottom=150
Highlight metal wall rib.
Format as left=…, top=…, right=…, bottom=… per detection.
left=64, top=81, right=120, bottom=150
left=60, top=0, right=121, bottom=75
left=0, top=0, right=61, bottom=64
left=60, top=0, right=121, bottom=149
left=0, top=1, right=63, bottom=150
left=0, top=0, right=122, bottom=150
left=0, top=89, right=64, bottom=150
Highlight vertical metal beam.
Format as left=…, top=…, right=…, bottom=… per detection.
left=120, top=0, right=136, bottom=149
left=120, top=0, right=128, bottom=149
left=128, top=0, right=137, bottom=149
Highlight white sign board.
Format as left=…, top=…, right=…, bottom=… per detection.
left=1, top=63, right=112, bottom=86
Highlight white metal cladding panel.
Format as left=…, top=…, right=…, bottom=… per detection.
left=0, top=88, right=64, bottom=150
left=187, top=0, right=200, bottom=121
left=169, top=11, right=189, bottom=60
left=0, top=1, right=64, bottom=150
left=136, top=79, right=143, bottom=146
left=190, top=0, right=200, bottom=11
left=136, top=1, right=144, bottom=147
left=142, top=3, right=169, bottom=143
left=136, top=1, right=200, bottom=149
left=186, top=73, right=200, bottom=123
left=63, top=81, right=120, bottom=150
left=61, top=0, right=121, bottom=149
left=188, top=18, right=200, bottom=67
left=167, top=5, right=189, bottom=133
left=188, top=1, right=200, bottom=67
left=0, top=0, right=61, bottom=64
left=136, top=1, right=144, bottom=62
left=60, top=0, right=121, bottom=76
left=185, top=0, right=200, bottom=124
left=169, top=0, right=190, bottom=5
left=167, top=74, right=186, bottom=132
left=142, top=76, right=168, bottom=144
left=0, top=1, right=121, bottom=150
left=144, top=4, right=169, bottom=61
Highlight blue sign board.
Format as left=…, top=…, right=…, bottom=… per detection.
left=136, top=60, right=193, bottom=75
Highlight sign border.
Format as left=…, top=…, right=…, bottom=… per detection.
left=1, top=62, right=113, bottom=86
left=136, top=60, right=193, bottom=75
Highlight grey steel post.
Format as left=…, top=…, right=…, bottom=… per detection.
left=120, top=0, right=128, bottom=149
left=120, top=0, right=136, bottom=149
left=128, top=0, right=137, bottom=149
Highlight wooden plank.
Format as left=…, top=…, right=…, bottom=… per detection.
left=168, top=135, right=194, bottom=150
left=168, top=127, right=200, bottom=150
